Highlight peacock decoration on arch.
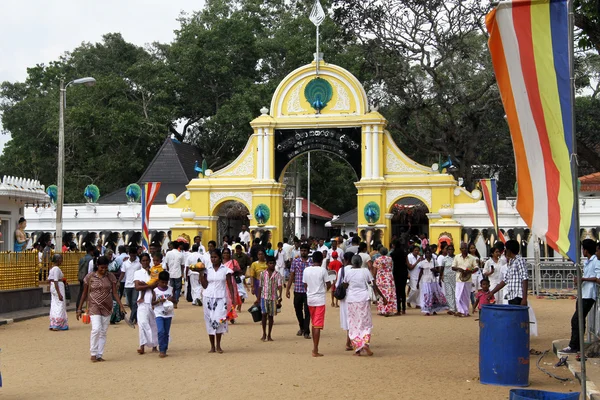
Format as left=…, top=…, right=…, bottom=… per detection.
left=254, top=204, right=270, bottom=226
left=125, top=183, right=141, bottom=203
left=84, top=184, right=100, bottom=203
left=194, top=159, right=209, bottom=178
left=304, top=77, right=333, bottom=114
left=46, top=185, right=58, bottom=205
left=364, top=202, right=380, bottom=225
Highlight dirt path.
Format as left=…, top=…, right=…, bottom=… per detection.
left=0, top=296, right=580, bottom=399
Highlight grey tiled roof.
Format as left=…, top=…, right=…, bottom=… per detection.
left=100, top=138, right=202, bottom=205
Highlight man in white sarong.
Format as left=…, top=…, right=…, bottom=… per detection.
left=452, top=242, right=479, bottom=317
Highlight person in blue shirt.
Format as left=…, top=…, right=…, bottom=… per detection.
left=561, top=239, right=600, bottom=354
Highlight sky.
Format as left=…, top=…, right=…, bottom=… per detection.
left=0, top=0, right=205, bottom=154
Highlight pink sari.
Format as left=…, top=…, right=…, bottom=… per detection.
left=224, top=259, right=242, bottom=321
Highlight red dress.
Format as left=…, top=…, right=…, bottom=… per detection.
left=225, top=259, right=242, bottom=321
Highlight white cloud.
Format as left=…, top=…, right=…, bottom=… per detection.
left=0, top=0, right=205, bottom=154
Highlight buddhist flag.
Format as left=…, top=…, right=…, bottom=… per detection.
left=486, top=0, right=577, bottom=261
left=141, top=182, right=161, bottom=249
left=481, top=179, right=506, bottom=243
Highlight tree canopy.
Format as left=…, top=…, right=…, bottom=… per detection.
left=1, top=0, right=598, bottom=210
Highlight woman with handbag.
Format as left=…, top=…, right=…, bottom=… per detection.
left=222, top=248, right=242, bottom=321
left=77, top=256, right=126, bottom=362
left=343, top=255, right=387, bottom=356
left=48, top=254, right=68, bottom=331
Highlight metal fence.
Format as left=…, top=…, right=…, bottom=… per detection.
left=525, top=259, right=577, bottom=294
left=0, top=251, right=84, bottom=291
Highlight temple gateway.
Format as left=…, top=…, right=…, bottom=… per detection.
left=166, top=58, right=482, bottom=247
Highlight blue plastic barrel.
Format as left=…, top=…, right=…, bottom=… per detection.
left=509, top=389, right=580, bottom=400
left=480, top=304, right=530, bottom=386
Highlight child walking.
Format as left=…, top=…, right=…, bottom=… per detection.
left=153, top=271, right=174, bottom=358
left=259, top=256, right=283, bottom=342
left=328, top=251, right=342, bottom=307
left=473, top=278, right=494, bottom=313
left=302, top=251, right=331, bottom=357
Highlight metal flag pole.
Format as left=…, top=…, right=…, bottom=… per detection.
left=309, top=0, right=325, bottom=76
left=307, top=152, right=311, bottom=239
left=567, top=0, right=586, bottom=395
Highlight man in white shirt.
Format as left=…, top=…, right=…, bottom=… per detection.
left=346, top=236, right=360, bottom=255
left=274, top=242, right=286, bottom=276
left=406, top=246, right=423, bottom=308
left=326, top=239, right=344, bottom=268
left=561, top=240, right=600, bottom=354
left=164, top=241, right=185, bottom=308
left=119, top=247, right=141, bottom=324
left=187, top=244, right=203, bottom=306
left=302, top=251, right=331, bottom=357
left=239, top=225, right=251, bottom=246
left=193, top=236, right=207, bottom=254
left=115, top=245, right=129, bottom=298
left=133, top=260, right=158, bottom=353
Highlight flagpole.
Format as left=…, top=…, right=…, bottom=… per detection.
left=568, top=0, right=585, bottom=395
left=316, top=24, right=320, bottom=76
left=307, top=151, right=311, bottom=239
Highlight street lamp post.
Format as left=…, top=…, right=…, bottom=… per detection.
left=56, top=77, right=96, bottom=248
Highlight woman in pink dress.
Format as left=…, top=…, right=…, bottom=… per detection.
left=373, top=247, right=397, bottom=316
left=222, top=248, right=242, bottom=322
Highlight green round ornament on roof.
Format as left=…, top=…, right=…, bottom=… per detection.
left=304, top=77, right=333, bottom=113
left=84, top=184, right=100, bottom=203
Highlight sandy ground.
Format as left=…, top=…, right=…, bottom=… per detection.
left=0, top=295, right=581, bottom=400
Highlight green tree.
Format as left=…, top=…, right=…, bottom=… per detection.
left=0, top=33, right=174, bottom=202
left=333, top=0, right=514, bottom=195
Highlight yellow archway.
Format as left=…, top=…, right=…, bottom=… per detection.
left=167, top=59, right=481, bottom=246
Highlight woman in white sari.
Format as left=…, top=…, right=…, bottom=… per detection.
left=48, top=254, right=68, bottom=331
left=199, top=249, right=235, bottom=353
left=337, top=253, right=354, bottom=351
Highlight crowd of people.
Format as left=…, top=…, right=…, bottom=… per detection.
left=44, top=226, right=535, bottom=360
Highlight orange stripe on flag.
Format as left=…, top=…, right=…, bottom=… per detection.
left=486, top=10, right=534, bottom=227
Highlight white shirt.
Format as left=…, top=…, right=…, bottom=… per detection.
left=164, top=249, right=184, bottom=279
left=483, top=258, right=503, bottom=287
left=359, top=253, right=370, bottom=269
left=274, top=250, right=285, bottom=272
left=302, top=265, right=329, bottom=306
left=344, top=267, right=373, bottom=303
left=326, top=247, right=344, bottom=261
left=437, top=254, right=446, bottom=268
left=153, top=286, right=174, bottom=318
left=282, top=243, right=294, bottom=261
left=346, top=245, right=359, bottom=255
left=134, top=269, right=153, bottom=304
left=203, top=265, right=232, bottom=298
left=116, top=253, right=129, bottom=281
left=88, top=259, right=95, bottom=274
left=418, top=259, right=437, bottom=283
left=291, top=247, right=301, bottom=260
left=239, top=231, right=251, bottom=245
left=407, top=253, right=421, bottom=281
left=186, top=252, right=201, bottom=268
left=201, top=252, right=213, bottom=269
left=582, top=255, right=600, bottom=299
left=121, top=258, right=141, bottom=288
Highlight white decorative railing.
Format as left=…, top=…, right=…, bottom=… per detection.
left=0, top=175, right=49, bottom=202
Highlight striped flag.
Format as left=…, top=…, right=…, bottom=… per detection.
left=486, top=0, right=577, bottom=261
left=141, top=182, right=161, bottom=249
left=481, top=179, right=506, bottom=243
